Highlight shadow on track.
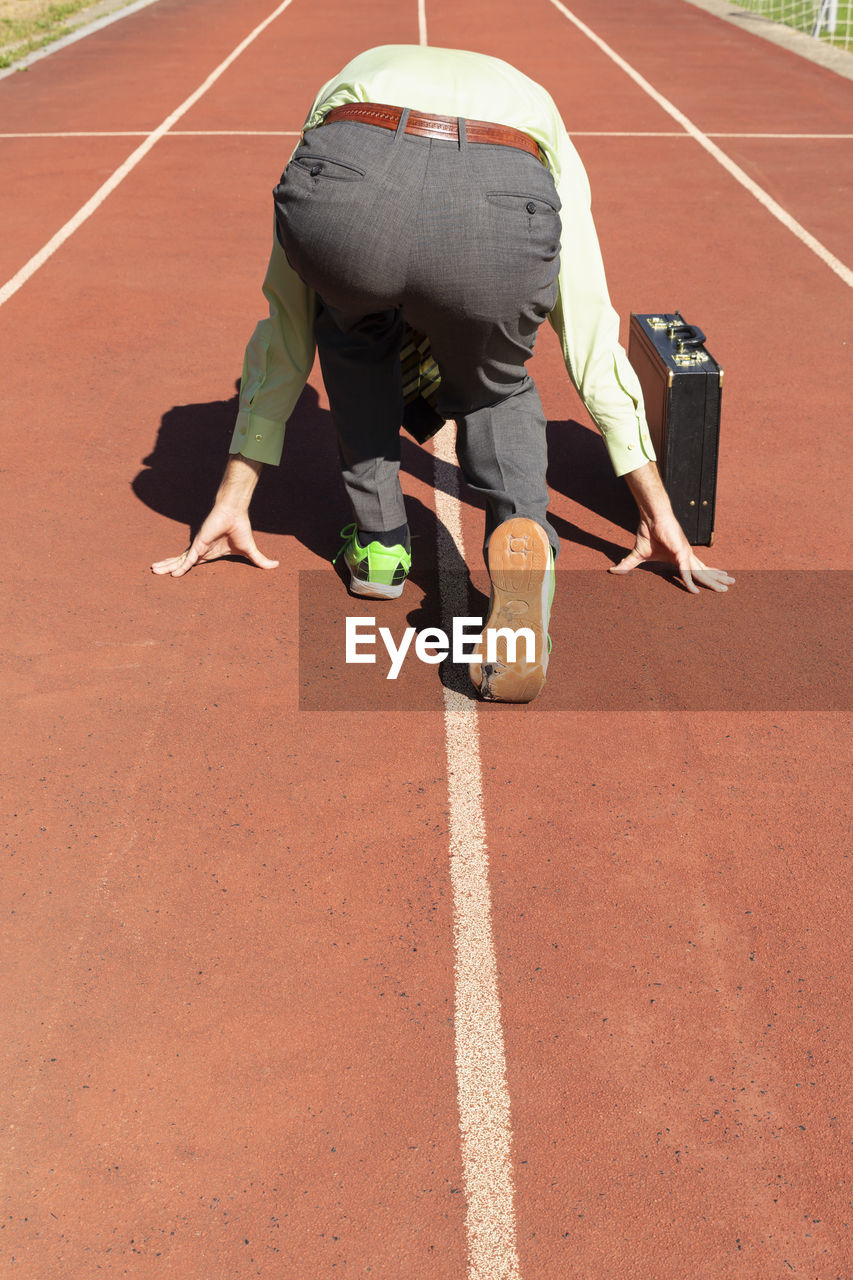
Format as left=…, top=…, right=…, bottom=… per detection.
left=133, top=386, right=649, bottom=700
left=132, top=383, right=635, bottom=573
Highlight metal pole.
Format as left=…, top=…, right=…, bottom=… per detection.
left=812, top=0, right=830, bottom=37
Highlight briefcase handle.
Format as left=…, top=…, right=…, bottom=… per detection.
left=667, top=316, right=706, bottom=353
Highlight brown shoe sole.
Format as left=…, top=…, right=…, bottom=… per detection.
left=469, top=518, right=552, bottom=703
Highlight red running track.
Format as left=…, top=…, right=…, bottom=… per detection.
left=1, top=0, right=851, bottom=1276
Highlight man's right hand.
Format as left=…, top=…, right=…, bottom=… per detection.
left=150, top=453, right=277, bottom=577
left=150, top=505, right=279, bottom=577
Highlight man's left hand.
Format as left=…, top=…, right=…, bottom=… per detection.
left=609, top=512, right=734, bottom=593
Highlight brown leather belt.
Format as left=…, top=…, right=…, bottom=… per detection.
left=321, top=102, right=542, bottom=163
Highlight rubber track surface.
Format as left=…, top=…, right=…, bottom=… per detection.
left=1, top=1, right=851, bottom=1276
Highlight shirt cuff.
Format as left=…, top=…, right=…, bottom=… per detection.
left=229, top=409, right=286, bottom=466
left=603, top=419, right=656, bottom=477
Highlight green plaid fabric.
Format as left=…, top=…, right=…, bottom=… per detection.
left=399, top=324, right=445, bottom=444
left=400, top=325, right=441, bottom=407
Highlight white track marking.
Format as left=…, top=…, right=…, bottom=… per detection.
left=0, top=132, right=150, bottom=138
left=418, top=11, right=520, bottom=1273
left=168, top=129, right=303, bottom=136
left=706, top=133, right=853, bottom=139
left=0, top=130, right=304, bottom=138
left=0, top=0, right=299, bottom=309
left=4, top=129, right=851, bottom=139
left=545, top=0, right=853, bottom=289
left=571, top=131, right=853, bottom=139
left=433, top=426, right=522, bottom=1280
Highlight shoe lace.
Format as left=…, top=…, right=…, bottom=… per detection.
left=332, top=522, right=358, bottom=566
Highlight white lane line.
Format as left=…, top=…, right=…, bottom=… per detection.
left=4, top=130, right=852, bottom=139
left=168, top=129, right=303, bottom=136
left=546, top=0, right=853, bottom=289
left=0, top=132, right=150, bottom=138
left=707, top=133, right=853, bottom=139
left=572, top=131, right=853, bottom=139
left=0, top=0, right=299, bottom=309
left=418, top=8, right=519, bottom=1276
left=0, top=130, right=304, bottom=138
left=433, top=426, right=522, bottom=1280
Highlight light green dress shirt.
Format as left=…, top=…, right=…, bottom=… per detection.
left=230, top=44, right=655, bottom=476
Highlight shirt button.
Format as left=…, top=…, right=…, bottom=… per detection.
left=255, top=434, right=263, bottom=441
left=627, top=444, right=634, bottom=451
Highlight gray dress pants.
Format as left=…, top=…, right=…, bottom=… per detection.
left=274, top=114, right=562, bottom=557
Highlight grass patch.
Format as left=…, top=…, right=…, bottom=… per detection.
left=0, top=0, right=104, bottom=68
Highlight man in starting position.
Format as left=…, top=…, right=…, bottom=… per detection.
left=152, top=44, right=733, bottom=701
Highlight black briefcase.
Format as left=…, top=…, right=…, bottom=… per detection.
left=628, top=312, right=722, bottom=546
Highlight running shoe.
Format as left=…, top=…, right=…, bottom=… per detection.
left=469, top=518, right=554, bottom=703
left=334, top=523, right=412, bottom=599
